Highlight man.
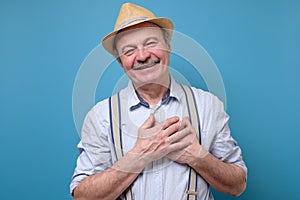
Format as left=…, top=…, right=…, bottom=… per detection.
left=70, top=3, right=247, bottom=200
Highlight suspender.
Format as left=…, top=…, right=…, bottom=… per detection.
left=181, top=85, right=201, bottom=200
left=109, top=85, right=201, bottom=200
left=109, top=93, right=134, bottom=200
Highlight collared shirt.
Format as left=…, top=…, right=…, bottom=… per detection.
left=70, top=77, right=247, bottom=200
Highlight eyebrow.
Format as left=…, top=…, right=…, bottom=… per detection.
left=144, top=36, right=159, bottom=43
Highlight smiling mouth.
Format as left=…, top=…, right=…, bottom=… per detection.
left=133, top=59, right=160, bottom=71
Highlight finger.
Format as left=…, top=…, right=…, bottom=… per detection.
left=161, top=116, right=180, bottom=130
left=141, top=114, right=155, bottom=129
left=167, top=127, right=190, bottom=143
left=168, top=139, right=190, bottom=152
left=163, top=121, right=181, bottom=137
left=181, top=116, right=191, bottom=127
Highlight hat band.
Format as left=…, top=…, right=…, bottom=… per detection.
left=116, top=17, right=150, bottom=31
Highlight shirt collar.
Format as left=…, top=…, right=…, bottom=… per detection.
left=128, top=76, right=184, bottom=111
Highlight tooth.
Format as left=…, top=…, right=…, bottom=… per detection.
left=154, top=59, right=160, bottom=63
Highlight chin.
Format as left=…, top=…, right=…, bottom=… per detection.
left=135, top=74, right=168, bottom=88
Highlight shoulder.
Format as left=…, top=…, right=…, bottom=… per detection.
left=190, top=87, right=225, bottom=111
left=190, top=86, right=228, bottom=133
left=87, top=85, right=131, bottom=122
left=189, top=87, right=229, bottom=150
left=91, top=98, right=110, bottom=116
left=82, top=98, right=111, bottom=131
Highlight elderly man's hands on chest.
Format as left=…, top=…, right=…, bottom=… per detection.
left=130, top=114, right=207, bottom=167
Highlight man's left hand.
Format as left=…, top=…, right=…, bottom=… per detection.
left=166, top=116, right=208, bottom=165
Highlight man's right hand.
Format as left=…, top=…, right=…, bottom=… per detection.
left=130, top=114, right=189, bottom=166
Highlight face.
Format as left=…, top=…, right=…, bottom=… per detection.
left=115, top=22, right=171, bottom=87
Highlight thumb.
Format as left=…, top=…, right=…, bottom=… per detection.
left=141, top=113, right=155, bottom=129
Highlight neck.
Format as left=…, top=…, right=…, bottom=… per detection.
left=134, top=75, right=170, bottom=106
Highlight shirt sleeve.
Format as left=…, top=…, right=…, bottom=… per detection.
left=209, top=113, right=248, bottom=174
left=193, top=88, right=247, bottom=175
left=70, top=100, right=113, bottom=195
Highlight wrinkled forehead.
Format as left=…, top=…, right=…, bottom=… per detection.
left=114, top=22, right=165, bottom=48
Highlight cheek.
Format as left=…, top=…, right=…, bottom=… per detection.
left=152, top=48, right=170, bottom=61
left=119, top=57, right=134, bottom=71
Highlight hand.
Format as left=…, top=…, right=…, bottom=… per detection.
left=166, top=116, right=208, bottom=165
left=131, top=114, right=183, bottom=165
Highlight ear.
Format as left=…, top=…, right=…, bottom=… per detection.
left=167, top=43, right=171, bottom=54
left=166, top=42, right=171, bottom=55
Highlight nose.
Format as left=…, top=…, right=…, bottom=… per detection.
left=136, top=48, right=150, bottom=63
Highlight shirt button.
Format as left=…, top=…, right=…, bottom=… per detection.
left=155, top=170, right=160, bottom=174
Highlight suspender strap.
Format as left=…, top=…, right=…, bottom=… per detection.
left=109, top=93, right=133, bottom=200
left=109, top=93, right=123, bottom=159
left=181, top=85, right=201, bottom=142
left=181, top=85, right=201, bottom=200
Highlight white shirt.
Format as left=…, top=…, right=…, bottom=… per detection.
left=70, top=77, right=247, bottom=200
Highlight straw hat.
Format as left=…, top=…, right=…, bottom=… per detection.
left=102, top=2, right=174, bottom=55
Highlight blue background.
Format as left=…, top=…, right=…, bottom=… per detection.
left=1, top=0, right=299, bottom=199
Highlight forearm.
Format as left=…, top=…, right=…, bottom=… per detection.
left=73, top=151, right=145, bottom=200
left=190, top=152, right=246, bottom=196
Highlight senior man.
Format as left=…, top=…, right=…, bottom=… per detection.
left=70, top=3, right=247, bottom=200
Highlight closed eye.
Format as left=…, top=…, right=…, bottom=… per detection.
left=146, top=41, right=157, bottom=46
left=123, top=47, right=135, bottom=56
left=144, top=37, right=159, bottom=47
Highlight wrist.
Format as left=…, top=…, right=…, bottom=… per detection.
left=126, top=148, right=149, bottom=171
left=189, top=146, right=209, bottom=168
left=111, top=149, right=145, bottom=174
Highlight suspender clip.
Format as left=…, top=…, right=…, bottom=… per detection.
left=186, top=190, right=198, bottom=196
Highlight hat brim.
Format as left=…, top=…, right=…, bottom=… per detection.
left=102, top=17, right=174, bottom=55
